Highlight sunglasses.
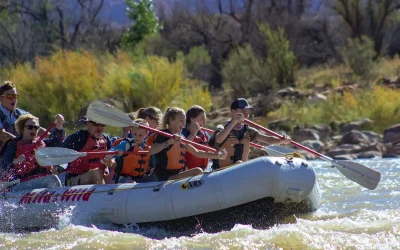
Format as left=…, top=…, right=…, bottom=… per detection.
left=1, top=94, right=19, bottom=100
left=89, top=121, right=106, bottom=127
left=25, top=125, right=40, bottom=130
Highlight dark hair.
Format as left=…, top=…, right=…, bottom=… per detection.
left=136, top=106, right=162, bottom=121
left=0, top=81, right=16, bottom=95
left=186, top=105, right=205, bottom=124
left=126, top=112, right=136, bottom=120
left=161, top=107, right=185, bottom=129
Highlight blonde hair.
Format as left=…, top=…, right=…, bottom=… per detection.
left=127, top=112, right=136, bottom=120
left=161, top=107, right=185, bottom=129
left=15, top=114, right=39, bottom=136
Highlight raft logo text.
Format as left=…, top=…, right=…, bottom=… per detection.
left=180, top=180, right=204, bottom=190
left=19, top=187, right=96, bottom=204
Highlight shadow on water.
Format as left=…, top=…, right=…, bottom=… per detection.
left=134, top=197, right=313, bottom=239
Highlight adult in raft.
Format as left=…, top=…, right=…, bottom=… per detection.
left=181, top=105, right=211, bottom=171
left=149, top=107, right=227, bottom=181
left=209, top=98, right=291, bottom=169
left=0, top=113, right=65, bottom=191
left=63, top=116, right=113, bottom=186
left=0, top=81, right=47, bottom=148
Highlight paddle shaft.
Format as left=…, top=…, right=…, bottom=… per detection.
left=84, top=150, right=149, bottom=157
left=244, top=119, right=328, bottom=159
left=200, top=127, right=263, bottom=149
left=136, top=124, right=217, bottom=153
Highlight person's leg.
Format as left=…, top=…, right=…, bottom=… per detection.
left=168, top=168, right=203, bottom=181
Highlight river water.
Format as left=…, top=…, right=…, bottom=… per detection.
left=0, top=158, right=399, bottom=249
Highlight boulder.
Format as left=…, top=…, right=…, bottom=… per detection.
left=339, top=130, right=370, bottom=145
left=362, top=131, right=382, bottom=144
left=311, top=124, right=331, bottom=141
left=340, top=118, right=374, bottom=134
left=292, top=129, right=320, bottom=142
left=356, top=151, right=382, bottom=159
left=383, top=124, right=400, bottom=144
left=301, top=140, right=324, bottom=152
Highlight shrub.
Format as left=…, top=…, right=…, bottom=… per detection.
left=259, top=24, right=297, bottom=88
left=10, top=50, right=109, bottom=124
left=222, top=44, right=270, bottom=98
left=269, top=85, right=400, bottom=133
left=342, top=36, right=376, bottom=77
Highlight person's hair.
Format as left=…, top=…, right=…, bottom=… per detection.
left=15, top=114, right=39, bottom=136
left=0, top=81, right=16, bottom=96
left=127, top=112, right=136, bottom=121
left=133, top=118, right=149, bottom=128
left=136, top=106, right=162, bottom=121
left=161, top=107, right=185, bottom=129
left=186, top=105, right=205, bottom=124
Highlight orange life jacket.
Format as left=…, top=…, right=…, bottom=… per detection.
left=67, top=136, right=108, bottom=175
left=120, top=144, right=151, bottom=178
left=185, top=130, right=209, bottom=170
left=12, top=139, right=48, bottom=177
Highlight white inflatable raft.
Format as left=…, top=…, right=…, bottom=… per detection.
left=0, top=156, right=321, bottom=230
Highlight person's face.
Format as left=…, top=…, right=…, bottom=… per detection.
left=169, top=113, right=186, bottom=133
left=145, top=116, right=160, bottom=129
left=86, top=121, right=106, bottom=138
left=132, top=128, right=148, bottom=144
left=232, top=109, right=250, bottom=119
left=0, top=88, right=18, bottom=111
left=22, top=119, right=39, bottom=140
left=190, top=112, right=206, bottom=127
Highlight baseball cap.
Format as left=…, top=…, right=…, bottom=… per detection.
left=230, top=98, right=256, bottom=111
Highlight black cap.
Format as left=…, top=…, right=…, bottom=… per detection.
left=230, top=98, right=256, bottom=111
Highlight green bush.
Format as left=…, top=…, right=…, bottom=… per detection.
left=222, top=44, right=270, bottom=98
left=342, top=36, right=376, bottom=77
left=259, top=24, right=297, bottom=88
left=184, top=46, right=211, bottom=73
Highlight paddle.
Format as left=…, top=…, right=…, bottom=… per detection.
left=244, top=119, right=381, bottom=190
left=0, top=179, right=20, bottom=190
left=200, top=127, right=297, bottom=157
left=86, top=101, right=217, bottom=153
left=35, top=147, right=149, bottom=166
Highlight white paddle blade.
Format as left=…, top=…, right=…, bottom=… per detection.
left=335, top=160, right=381, bottom=190
left=35, top=147, right=86, bottom=166
left=86, top=101, right=133, bottom=127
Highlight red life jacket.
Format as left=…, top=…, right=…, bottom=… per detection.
left=12, top=139, right=48, bottom=177
left=185, top=130, right=209, bottom=170
left=67, top=136, right=108, bottom=175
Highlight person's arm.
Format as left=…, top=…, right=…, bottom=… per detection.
left=215, top=113, right=243, bottom=144
left=0, top=128, right=16, bottom=143
left=255, top=131, right=291, bottom=145
left=150, top=134, right=185, bottom=155
left=185, top=144, right=227, bottom=160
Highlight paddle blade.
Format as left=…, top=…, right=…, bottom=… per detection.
left=86, top=101, right=133, bottom=127
left=35, top=147, right=86, bottom=166
left=334, top=160, right=381, bottom=190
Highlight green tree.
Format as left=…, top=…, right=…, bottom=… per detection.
left=121, top=0, right=162, bottom=48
